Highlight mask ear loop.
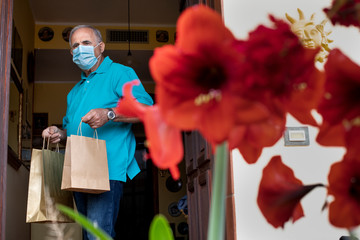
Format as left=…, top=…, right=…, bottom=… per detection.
left=94, top=42, right=101, bottom=49
left=94, top=42, right=102, bottom=60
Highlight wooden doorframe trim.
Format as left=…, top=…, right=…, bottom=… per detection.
left=226, top=153, right=237, bottom=240
left=0, top=0, right=13, bottom=239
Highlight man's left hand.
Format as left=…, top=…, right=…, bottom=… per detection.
left=82, top=108, right=108, bottom=129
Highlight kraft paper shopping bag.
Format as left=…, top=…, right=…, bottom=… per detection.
left=61, top=122, right=110, bottom=193
left=26, top=139, right=74, bottom=223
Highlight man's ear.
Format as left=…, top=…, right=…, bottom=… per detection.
left=100, top=42, right=105, bottom=53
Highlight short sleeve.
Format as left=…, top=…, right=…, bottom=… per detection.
left=113, top=66, right=154, bottom=106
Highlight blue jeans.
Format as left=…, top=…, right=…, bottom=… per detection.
left=73, top=180, right=123, bottom=240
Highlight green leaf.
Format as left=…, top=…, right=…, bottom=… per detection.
left=149, top=214, right=174, bottom=240
left=57, top=204, right=113, bottom=240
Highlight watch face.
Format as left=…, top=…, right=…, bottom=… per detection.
left=108, top=111, right=116, bottom=120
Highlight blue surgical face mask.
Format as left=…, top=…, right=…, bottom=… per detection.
left=72, top=43, right=101, bottom=70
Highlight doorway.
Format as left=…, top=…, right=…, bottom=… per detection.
left=115, top=138, right=158, bottom=240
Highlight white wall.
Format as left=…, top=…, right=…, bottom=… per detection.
left=231, top=116, right=348, bottom=240
left=222, top=0, right=360, bottom=239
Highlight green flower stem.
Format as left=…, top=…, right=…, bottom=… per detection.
left=348, top=229, right=359, bottom=240
left=207, top=141, right=229, bottom=240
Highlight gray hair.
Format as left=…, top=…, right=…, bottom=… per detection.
left=69, top=25, right=103, bottom=47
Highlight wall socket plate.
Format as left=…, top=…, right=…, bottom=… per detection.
left=284, top=126, right=310, bottom=146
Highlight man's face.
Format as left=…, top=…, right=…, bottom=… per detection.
left=70, top=28, right=102, bottom=57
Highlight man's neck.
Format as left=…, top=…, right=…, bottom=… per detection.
left=84, top=55, right=104, bottom=77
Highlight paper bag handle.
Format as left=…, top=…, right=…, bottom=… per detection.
left=77, top=120, right=99, bottom=139
left=42, top=137, right=60, bottom=152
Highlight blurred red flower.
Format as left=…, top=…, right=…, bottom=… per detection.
left=344, top=124, right=360, bottom=158
left=116, top=80, right=183, bottom=180
left=317, top=49, right=360, bottom=146
left=324, top=0, right=360, bottom=28
left=238, top=16, right=323, bottom=127
left=149, top=5, right=268, bottom=146
left=328, top=154, right=360, bottom=228
left=229, top=112, right=285, bottom=164
left=257, top=156, right=322, bottom=228
left=228, top=17, right=323, bottom=164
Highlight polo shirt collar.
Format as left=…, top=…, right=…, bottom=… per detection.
left=80, top=56, right=112, bottom=81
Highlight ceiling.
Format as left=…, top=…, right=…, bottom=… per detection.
left=28, top=0, right=181, bottom=26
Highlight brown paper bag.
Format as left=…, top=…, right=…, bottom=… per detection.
left=61, top=126, right=110, bottom=193
left=26, top=140, right=74, bottom=223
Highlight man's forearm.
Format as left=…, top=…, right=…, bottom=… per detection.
left=109, top=107, right=141, bottom=123
left=113, top=115, right=141, bottom=123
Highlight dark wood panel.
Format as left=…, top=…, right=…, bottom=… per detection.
left=197, top=169, right=212, bottom=240
left=0, top=0, right=14, bottom=239
left=187, top=175, right=200, bottom=240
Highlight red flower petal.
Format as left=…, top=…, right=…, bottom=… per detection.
left=229, top=111, right=285, bottom=164
left=257, top=156, right=321, bottom=228
left=246, top=113, right=285, bottom=148
left=142, top=106, right=183, bottom=180
left=328, top=155, right=360, bottom=228
left=115, top=80, right=145, bottom=118
left=228, top=125, right=262, bottom=164
left=287, top=67, right=325, bottom=126
left=116, top=80, right=183, bottom=180
left=316, top=49, right=360, bottom=149
left=319, top=49, right=360, bottom=126
left=176, top=5, right=235, bottom=53
left=238, top=141, right=263, bottom=164
left=239, top=17, right=321, bottom=126
left=316, top=121, right=346, bottom=147
left=149, top=5, right=255, bottom=145
left=344, top=124, right=360, bottom=158
left=324, top=0, right=360, bottom=28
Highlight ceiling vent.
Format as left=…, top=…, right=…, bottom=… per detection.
left=106, top=29, right=149, bottom=43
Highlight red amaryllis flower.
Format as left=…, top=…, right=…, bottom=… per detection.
left=324, top=0, right=360, bottom=28
left=237, top=16, right=323, bottom=126
left=344, top=124, right=360, bottom=158
left=149, top=5, right=268, bottom=146
left=317, top=49, right=360, bottom=146
left=257, top=155, right=323, bottom=228
left=115, top=80, right=183, bottom=180
left=328, top=154, right=360, bottom=228
left=316, top=122, right=346, bottom=147
left=229, top=111, right=286, bottom=164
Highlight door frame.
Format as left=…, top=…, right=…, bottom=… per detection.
left=0, top=0, right=13, bottom=239
left=0, top=1, right=236, bottom=240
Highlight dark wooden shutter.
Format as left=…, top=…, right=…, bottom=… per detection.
left=184, top=131, right=213, bottom=240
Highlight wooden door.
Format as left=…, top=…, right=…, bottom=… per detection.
left=184, top=131, right=214, bottom=240
left=0, top=0, right=14, bottom=239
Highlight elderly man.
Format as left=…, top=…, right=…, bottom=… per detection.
left=42, top=25, right=153, bottom=239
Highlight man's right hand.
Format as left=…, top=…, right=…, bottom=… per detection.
left=42, top=126, right=65, bottom=144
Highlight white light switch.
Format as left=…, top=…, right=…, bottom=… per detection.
left=288, top=130, right=306, bottom=141
left=284, top=126, right=310, bottom=146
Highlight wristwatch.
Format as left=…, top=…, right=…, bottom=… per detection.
left=107, top=108, right=116, bottom=120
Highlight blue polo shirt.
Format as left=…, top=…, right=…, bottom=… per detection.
left=63, top=56, right=153, bottom=182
